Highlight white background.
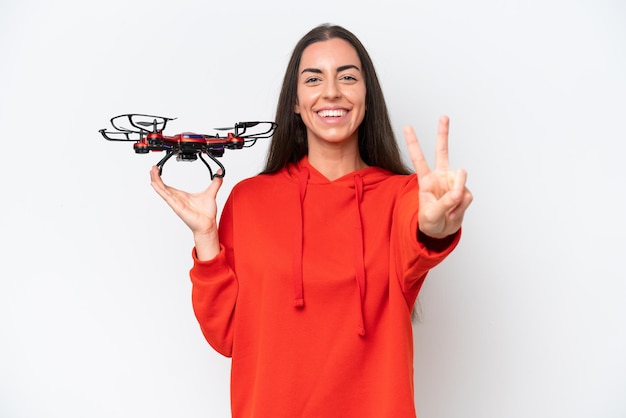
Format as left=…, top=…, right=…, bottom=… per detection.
left=1, top=0, right=625, bottom=417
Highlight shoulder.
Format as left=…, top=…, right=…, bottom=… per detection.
left=230, top=168, right=292, bottom=198
left=386, top=172, right=416, bottom=188
left=367, top=169, right=416, bottom=194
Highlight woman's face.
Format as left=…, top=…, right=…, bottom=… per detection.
left=295, top=38, right=366, bottom=149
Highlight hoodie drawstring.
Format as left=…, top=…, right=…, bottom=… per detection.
left=293, top=167, right=309, bottom=308
left=353, top=174, right=366, bottom=336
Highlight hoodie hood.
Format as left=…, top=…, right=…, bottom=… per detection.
left=285, top=156, right=392, bottom=336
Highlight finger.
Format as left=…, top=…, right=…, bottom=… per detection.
left=205, top=172, right=224, bottom=200
left=404, top=125, right=431, bottom=177
left=450, top=168, right=467, bottom=200
left=424, top=169, right=466, bottom=214
left=435, top=115, right=450, bottom=171
left=450, top=189, right=473, bottom=219
left=150, top=166, right=164, bottom=192
left=446, top=170, right=472, bottom=220
left=435, top=189, right=465, bottom=217
left=150, top=166, right=162, bottom=184
left=150, top=165, right=176, bottom=202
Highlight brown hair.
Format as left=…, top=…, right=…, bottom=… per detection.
left=262, top=23, right=411, bottom=175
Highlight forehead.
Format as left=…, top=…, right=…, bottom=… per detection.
left=299, top=38, right=361, bottom=70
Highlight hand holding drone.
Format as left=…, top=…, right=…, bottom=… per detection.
left=99, top=113, right=277, bottom=179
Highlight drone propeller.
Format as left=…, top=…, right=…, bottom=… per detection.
left=110, top=114, right=176, bottom=134
left=214, top=121, right=261, bottom=130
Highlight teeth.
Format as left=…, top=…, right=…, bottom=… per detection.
left=318, top=109, right=346, bottom=117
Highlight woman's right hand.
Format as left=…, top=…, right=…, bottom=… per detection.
left=150, top=166, right=223, bottom=260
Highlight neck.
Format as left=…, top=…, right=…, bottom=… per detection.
left=306, top=144, right=367, bottom=181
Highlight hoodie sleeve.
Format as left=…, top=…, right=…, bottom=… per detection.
left=189, top=194, right=238, bottom=358
left=391, top=177, right=461, bottom=306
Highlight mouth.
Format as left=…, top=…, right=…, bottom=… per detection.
left=317, top=109, right=348, bottom=118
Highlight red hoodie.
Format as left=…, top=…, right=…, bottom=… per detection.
left=190, top=156, right=459, bottom=418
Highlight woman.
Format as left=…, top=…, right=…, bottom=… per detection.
left=151, top=23, right=472, bottom=418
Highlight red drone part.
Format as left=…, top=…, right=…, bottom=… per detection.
left=100, top=114, right=277, bottom=179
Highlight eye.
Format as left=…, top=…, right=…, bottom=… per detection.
left=339, top=74, right=358, bottom=83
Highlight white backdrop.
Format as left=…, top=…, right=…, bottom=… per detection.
left=1, top=0, right=625, bottom=417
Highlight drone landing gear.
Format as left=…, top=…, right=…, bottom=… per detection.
left=156, top=150, right=226, bottom=180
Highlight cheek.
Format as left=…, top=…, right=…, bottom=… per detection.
left=349, top=86, right=367, bottom=104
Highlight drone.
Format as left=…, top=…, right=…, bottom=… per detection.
left=99, top=113, right=277, bottom=179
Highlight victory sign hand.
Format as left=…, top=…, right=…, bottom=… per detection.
left=404, top=116, right=473, bottom=239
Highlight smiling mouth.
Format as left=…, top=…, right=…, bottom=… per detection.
left=317, top=109, right=347, bottom=118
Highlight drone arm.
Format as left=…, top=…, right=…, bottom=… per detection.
left=155, top=150, right=176, bottom=175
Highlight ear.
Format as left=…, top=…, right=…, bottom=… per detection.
left=294, top=102, right=300, bottom=114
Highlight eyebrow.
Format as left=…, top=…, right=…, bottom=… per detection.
left=300, top=64, right=361, bottom=74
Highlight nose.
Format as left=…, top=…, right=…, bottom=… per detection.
left=322, top=79, right=341, bottom=99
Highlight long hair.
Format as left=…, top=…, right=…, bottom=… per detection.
left=262, top=24, right=411, bottom=175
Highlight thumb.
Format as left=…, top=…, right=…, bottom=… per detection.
left=421, top=189, right=462, bottom=223
left=435, top=168, right=467, bottom=213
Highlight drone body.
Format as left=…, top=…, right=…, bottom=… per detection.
left=100, top=114, right=277, bottom=179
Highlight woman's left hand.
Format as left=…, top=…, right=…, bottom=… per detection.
left=404, top=116, right=473, bottom=239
